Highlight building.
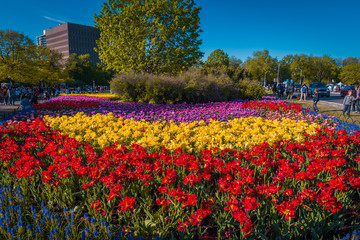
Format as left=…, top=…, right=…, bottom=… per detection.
left=36, top=30, right=46, bottom=47
left=37, top=22, right=100, bottom=64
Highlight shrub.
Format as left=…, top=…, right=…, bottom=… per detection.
left=110, top=71, right=261, bottom=103
left=238, top=78, right=267, bottom=100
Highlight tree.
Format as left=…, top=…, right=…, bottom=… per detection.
left=245, top=50, right=276, bottom=82
left=64, top=54, right=114, bottom=86
left=94, top=0, right=203, bottom=75
left=93, top=63, right=115, bottom=86
left=289, top=54, right=308, bottom=84
left=64, top=54, right=95, bottom=86
left=200, top=55, right=247, bottom=83
left=310, top=55, right=338, bottom=83
left=289, top=54, right=338, bottom=84
left=279, top=55, right=292, bottom=83
left=0, top=30, right=65, bottom=86
left=204, top=49, right=229, bottom=68
left=0, top=30, right=37, bottom=84
left=35, top=46, right=67, bottom=86
left=226, top=56, right=247, bottom=83
left=339, top=63, right=360, bottom=85
left=342, top=57, right=359, bottom=67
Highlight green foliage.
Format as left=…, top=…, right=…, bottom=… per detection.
left=0, top=30, right=35, bottom=84
left=64, top=54, right=114, bottom=86
left=94, top=0, right=204, bottom=75
left=36, top=46, right=67, bottom=85
left=110, top=70, right=265, bottom=103
left=110, top=72, right=184, bottom=103
left=201, top=56, right=248, bottom=83
left=204, top=49, right=229, bottom=68
left=288, top=54, right=338, bottom=84
left=310, top=55, right=338, bottom=82
left=0, top=29, right=66, bottom=86
left=339, top=63, right=360, bottom=85
left=341, top=57, right=359, bottom=67
left=110, top=70, right=262, bottom=104
left=243, top=50, right=341, bottom=85
left=245, top=50, right=277, bottom=82
left=181, top=70, right=234, bottom=102
left=238, top=78, right=267, bottom=100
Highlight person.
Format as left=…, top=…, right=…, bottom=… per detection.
left=15, top=88, right=20, bottom=101
left=277, top=83, right=284, bottom=99
left=20, top=94, right=32, bottom=109
left=312, top=88, right=320, bottom=112
left=354, top=85, right=360, bottom=113
left=3, top=87, right=8, bottom=105
left=0, top=87, right=4, bottom=105
left=300, top=83, right=308, bottom=101
left=8, top=87, right=15, bottom=105
left=44, top=91, right=50, bottom=100
left=343, top=90, right=356, bottom=117
left=285, top=84, right=290, bottom=98
left=30, top=93, right=38, bottom=105
left=286, top=83, right=295, bottom=100
left=271, top=83, right=277, bottom=97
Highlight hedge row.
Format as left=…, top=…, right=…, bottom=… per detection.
left=110, top=71, right=266, bottom=104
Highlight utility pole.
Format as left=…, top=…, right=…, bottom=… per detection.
left=277, top=63, right=281, bottom=83
left=263, top=71, right=270, bottom=87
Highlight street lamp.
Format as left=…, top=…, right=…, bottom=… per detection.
left=277, top=63, right=281, bottom=83
left=93, top=80, right=95, bottom=92
left=295, top=67, right=303, bottom=85
left=263, top=71, right=270, bottom=87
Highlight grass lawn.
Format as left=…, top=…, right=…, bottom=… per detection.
left=289, top=99, right=360, bottom=125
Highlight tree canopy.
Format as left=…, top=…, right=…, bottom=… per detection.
left=242, top=50, right=345, bottom=84
left=339, top=63, right=360, bottom=85
left=0, top=30, right=65, bottom=85
left=244, top=50, right=276, bottom=82
left=94, top=0, right=203, bottom=75
left=204, top=49, right=229, bottom=68
left=64, top=53, right=114, bottom=86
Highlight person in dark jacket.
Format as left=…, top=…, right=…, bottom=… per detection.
left=272, top=83, right=277, bottom=97
left=277, top=83, right=284, bottom=99
left=20, top=94, right=32, bottom=109
left=312, top=88, right=320, bottom=112
left=30, top=93, right=38, bottom=105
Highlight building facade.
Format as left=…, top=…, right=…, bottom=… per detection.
left=38, top=22, right=100, bottom=64
left=36, top=30, right=46, bottom=48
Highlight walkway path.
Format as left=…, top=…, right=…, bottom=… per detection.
left=318, top=100, right=343, bottom=109
left=0, top=102, right=21, bottom=120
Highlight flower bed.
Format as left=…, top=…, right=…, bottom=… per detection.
left=44, top=113, right=320, bottom=152
left=1, top=96, right=360, bottom=239
left=1, top=119, right=360, bottom=239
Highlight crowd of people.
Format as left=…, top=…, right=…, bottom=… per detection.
left=0, top=85, right=57, bottom=106
left=0, top=85, right=109, bottom=109
left=268, top=81, right=360, bottom=116
left=269, top=82, right=297, bottom=100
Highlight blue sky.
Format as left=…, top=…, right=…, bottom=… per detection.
left=1, top=0, right=359, bottom=62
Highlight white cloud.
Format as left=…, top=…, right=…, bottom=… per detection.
left=44, top=16, right=66, bottom=24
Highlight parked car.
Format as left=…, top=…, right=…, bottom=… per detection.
left=294, top=84, right=301, bottom=92
left=307, top=82, right=330, bottom=97
left=340, top=85, right=355, bottom=97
